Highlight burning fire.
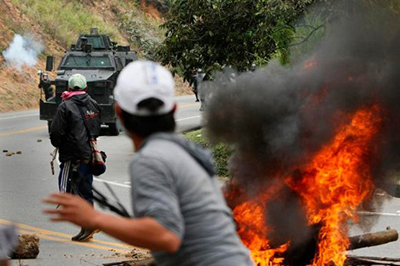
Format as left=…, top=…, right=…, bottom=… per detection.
left=289, top=105, right=383, bottom=265
left=232, top=195, right=288, bottom=266
left=231, top=105, right=383, bottom=265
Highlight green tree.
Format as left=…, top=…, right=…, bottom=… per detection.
left=289, top=0, right=400, bottom=63
left=157, top=0, right=314, bottom=82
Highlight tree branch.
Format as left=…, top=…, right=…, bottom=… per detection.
left=288, top=24, right=325, bottom=48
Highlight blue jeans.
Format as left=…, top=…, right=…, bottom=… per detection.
left=58, top=161, right=93, bottom=204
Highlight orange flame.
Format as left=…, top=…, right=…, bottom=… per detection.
left=231, top=105, right=383, bottom=266
left=233, top=198, right=288, bottom=266
left=229, top=182, right=289, bottom=265
left=288, top=105, right=383, bottom=265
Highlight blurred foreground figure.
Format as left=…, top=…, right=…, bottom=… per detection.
left=0, top=226, right=17, bottom=266
left=44, top=61, right=253, bottom=266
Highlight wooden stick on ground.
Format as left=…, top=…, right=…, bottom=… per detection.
left=348, top=228, right=398, bottom=250
left=346, top=255, right=400, bottom=266
left=103, top=258, right=155, bottom=266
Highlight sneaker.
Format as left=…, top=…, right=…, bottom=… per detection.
left=72, top=228, right=100, bottom=242
left=71, top=227, right=85, bottom=241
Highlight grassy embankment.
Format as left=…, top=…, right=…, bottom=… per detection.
left=0, top=0, right=191, bottom=112
left=184, top=129, right=233, bottom=178
left=8, top=0, right=159, bottom=51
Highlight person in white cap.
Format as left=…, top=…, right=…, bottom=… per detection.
left=44, top=61, right=253, bottom=266
left=49, top=73, right=102, bottom=242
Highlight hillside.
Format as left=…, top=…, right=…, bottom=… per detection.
left=0, top=0, right=191, bottom=112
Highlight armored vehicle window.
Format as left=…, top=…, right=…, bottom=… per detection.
left=63, top=55, right=112, bottom=68
left=86, top=36, right=105, bottom=49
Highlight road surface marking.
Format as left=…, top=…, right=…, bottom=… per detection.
left=0, top=219, right=134, bottom=251
left=176, top=115, right=201, bottom=122
left=178, top=103, right=200, bottom=109
left=94, top=177, right=131, bottom=188
left=0, top=114, right=201, bottom=138
left=0, top=113, right=200, bottom=138
left=16, top=229, right=131, bottom=253
left=0, top=101, right=198, bottom=121
left=0, top=113, right=37, bottom=120
left=358, top=211, right=400, bottom=217
left=0, top=125, right=47, bottom=137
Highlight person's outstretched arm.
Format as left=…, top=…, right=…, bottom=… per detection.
left=43, top=193, right=181, bottom=253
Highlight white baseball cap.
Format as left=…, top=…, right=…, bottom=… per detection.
left=114, top=61, right=175, bottom=116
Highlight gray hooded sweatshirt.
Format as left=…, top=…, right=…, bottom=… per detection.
left=130, top=133, right=253, bottom=266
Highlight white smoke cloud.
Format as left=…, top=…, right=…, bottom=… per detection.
left=2, top=34, right=44, bottom=71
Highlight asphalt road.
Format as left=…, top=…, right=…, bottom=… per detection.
left=2, top=95, right=400, bottom=265
left=0, top=95, right=202, bottom=266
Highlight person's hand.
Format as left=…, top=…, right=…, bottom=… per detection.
left=43, top=193, right=100, bottom=229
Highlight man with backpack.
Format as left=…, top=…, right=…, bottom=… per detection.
left=44, top=61, right=253, bottom=266
left=49, top=73, right=101, bottom=242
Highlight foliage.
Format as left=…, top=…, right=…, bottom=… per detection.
left=183, top=129, right=233, bottom=177
left=9, top=0, right=120, bottom=47
left=118, top=5, right=165, bottom=59
left=9, top=0, right=166, bottom=58
left=289, top=0, right=400, bottom=63
left=144, top=0, right=170, bottom=14
left=157, top=0, right=314, bottom=82
left=288, top=7, right=326, bottom=63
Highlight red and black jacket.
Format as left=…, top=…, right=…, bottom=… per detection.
left=50, top=93, right=101, bottom=162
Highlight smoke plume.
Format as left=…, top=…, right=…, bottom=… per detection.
left=205, top=2, right=400, bottom=192
left=204, top=2, right=400, bottom=262
left=2, top=34, right=44, bottom=71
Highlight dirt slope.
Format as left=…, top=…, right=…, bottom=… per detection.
left=0, top=0, right=191, bottom=113
left=0, top=0, right=53, bottom=112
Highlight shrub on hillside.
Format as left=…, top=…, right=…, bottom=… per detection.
left=10, top=0, right=118, bottom=47
left=183, top=129, right=233, bottom=177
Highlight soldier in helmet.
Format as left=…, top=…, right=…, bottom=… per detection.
left=192, top=68, right=206, bottom=102
left=38, top=72, right=54, bottom=100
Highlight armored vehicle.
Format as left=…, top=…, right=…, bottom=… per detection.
left=38, top=28, right=137, bottom=135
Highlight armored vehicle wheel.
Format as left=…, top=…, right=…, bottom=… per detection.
left=108, top=123, right=120, bottom=136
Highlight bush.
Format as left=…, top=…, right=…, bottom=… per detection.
left=183, top=129, right=233, bottom=177
left=10, top=0, right=119, bottom=47
left=118, top=9, right=164, bottom=60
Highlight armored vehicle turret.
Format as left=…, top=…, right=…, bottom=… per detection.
left=38, top=28, right=138, bottom=135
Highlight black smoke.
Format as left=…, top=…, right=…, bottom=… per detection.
left=204, top=1, right=400, bottom=264
left=205, top=1, right=400, bottom=192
